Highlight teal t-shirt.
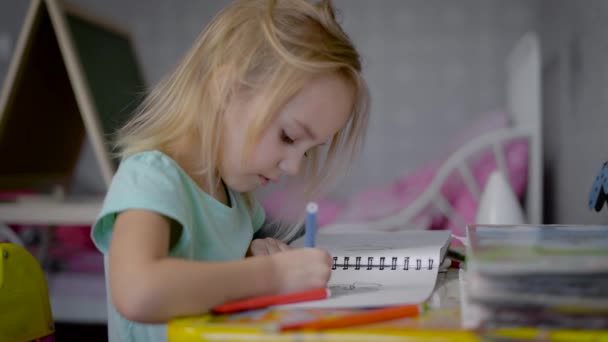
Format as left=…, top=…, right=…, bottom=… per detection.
left=91, top=150, right=265, bottom=342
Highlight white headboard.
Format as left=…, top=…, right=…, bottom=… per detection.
left=506, top=32, right=542, bottom=224
left=322, top=32, right=544, bottom=234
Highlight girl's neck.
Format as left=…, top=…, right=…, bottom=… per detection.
left=165, top=138, right=231, bottom=207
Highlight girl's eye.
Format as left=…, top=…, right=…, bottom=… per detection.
left=280, top=130, right=294, bottom=144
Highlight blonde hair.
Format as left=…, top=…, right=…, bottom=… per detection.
left=116, top=0, right=369, bottom=240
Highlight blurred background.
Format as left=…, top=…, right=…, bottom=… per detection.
left=2, top=0, right=607, bottom=224
left=1, top=0, right=607, bottom=339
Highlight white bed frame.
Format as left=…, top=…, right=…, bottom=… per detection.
left=324, top=32, right=542, bottom=233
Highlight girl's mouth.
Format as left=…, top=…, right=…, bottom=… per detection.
left=259, top=175, right=270, bottom=185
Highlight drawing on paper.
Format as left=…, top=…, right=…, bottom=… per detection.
left=329, top=282, right=383, bottom=297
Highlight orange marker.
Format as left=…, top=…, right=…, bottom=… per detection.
left=212, top=288, right=329, bottom=314
left=280, top=304, right=426, bottom=331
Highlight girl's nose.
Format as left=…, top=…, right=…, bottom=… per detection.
left=279, top=152, right=304, bottom=176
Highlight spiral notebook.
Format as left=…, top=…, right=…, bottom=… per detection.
left=285, top=230, right=452, bottom=309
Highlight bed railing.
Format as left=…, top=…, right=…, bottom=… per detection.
left=322, top=127, right=533, bottom=233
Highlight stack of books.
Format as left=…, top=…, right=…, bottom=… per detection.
left=465, top=224, right=608, bottom=330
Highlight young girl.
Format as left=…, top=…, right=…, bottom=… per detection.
left=91, top=0, right=369, bottom=340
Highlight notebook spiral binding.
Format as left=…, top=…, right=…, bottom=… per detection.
left=332, top=256, right=435, bottom=271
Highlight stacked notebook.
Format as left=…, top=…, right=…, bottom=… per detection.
left=465, top=224, right=608, bottom=330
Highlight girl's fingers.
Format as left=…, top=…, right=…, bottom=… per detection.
left=264, top=238, right=292, bottom=254
left=250, top=238, right=293, bottom=256
left=265, top=238, right=282, bottom=254
left=277, top=240, right=292, bottom=252
left=250, top=239, right=269, bottom=256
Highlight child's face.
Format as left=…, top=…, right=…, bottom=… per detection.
left=221, top=73, right=354, bottom=192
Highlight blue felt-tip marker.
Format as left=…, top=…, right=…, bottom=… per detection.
left=305, top=202, right=318, bottom=248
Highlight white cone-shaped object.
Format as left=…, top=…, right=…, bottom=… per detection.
left=475, top=171, right=526, bottom=224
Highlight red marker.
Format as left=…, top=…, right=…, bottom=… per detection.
left=281, top=304, right=426, bottom=331
left=211, top=288, right=329, bottom=314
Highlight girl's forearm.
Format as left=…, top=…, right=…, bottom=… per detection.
left=111, top=256, right=278, bottom=323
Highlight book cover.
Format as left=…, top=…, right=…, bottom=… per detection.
left=466, top=224, right=608, bottom=275
left=465, top=224, right=608, bottom=328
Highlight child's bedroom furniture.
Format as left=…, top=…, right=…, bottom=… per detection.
left=321, top=32, right=542, bottom=235
left=0, top=0, right=144, bottom=325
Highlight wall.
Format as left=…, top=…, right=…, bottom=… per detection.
left=330, top=0, right=539, bottom=199
left=539, top=0, right=608, bottom=224
left=0, top=1, right=29, bottom=89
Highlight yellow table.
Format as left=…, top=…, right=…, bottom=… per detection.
left=167, top=269, right=478, bottom=341
left=168, top=268, right=608, bottom=341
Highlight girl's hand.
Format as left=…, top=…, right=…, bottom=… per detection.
left=248, top=238, right=291, bottom=256
left=270, top=248, right=332, bottom=293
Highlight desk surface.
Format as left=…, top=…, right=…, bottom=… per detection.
left=168, top=268, right=470, bottom=341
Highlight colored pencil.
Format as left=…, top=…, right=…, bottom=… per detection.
left=280, top=304, right=426, bottom=331
left=212, top=288, right=329, bottom=314
left=305, top=202, right=318, bottom=248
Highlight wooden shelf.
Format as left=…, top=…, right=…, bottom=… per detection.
left=0, top=196, right=103, bottom=225
left=0, top=196, right=106, bottom=324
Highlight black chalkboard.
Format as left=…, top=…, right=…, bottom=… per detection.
left=66, top=10, right=146, bottom=167
left=0, top=0, right=146, bottom=191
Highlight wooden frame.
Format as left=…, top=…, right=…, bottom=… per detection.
left=0, top=0, right=145, bottom=192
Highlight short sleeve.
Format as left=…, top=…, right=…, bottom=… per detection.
left=91, top=152, right=190, bottom=254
